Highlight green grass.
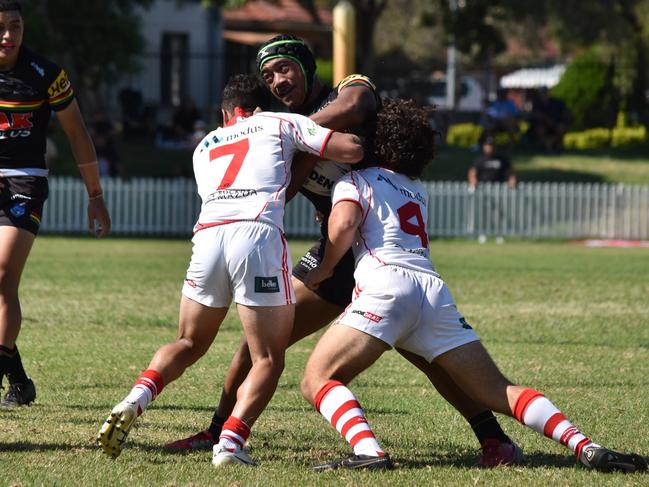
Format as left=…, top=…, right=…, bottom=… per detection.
left=425, top=146, right=649, bottom=185
left=2, top=237, right=649, bottom=486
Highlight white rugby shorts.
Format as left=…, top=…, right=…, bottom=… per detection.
left=182, top=221, right=295, bottom=308
left=336, top=264, right=479, bottom=361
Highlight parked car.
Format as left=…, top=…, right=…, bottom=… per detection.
left=426, top=75, right=485, bottom=111
left=381, top=74, right=485, bottom=112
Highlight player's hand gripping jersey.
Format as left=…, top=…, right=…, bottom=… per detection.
left=192, top=112, right=332, bottom=233
left=332, top=167, right=436, bottom=275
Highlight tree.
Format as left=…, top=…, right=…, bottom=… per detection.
left=543, top=0, right=649, bottom=123
left=22, top=0, right=154, bottom=110
left=435, top=0, right=507, bottom=65
left=432, top=0, right=649, bottom=125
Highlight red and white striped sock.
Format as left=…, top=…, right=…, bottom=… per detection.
left=123, top=369, right=165, bottom=417
left=314, top=380, right=384, bottom=457
left=513, top=388, right=598, bottom=459
left=218, top=416, right=251, bottom=451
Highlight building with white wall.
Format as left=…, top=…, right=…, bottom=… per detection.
left=113, top=0, right=223, bottom=125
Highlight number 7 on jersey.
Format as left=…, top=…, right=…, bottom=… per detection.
left=209, top=138, right=250, bottom=189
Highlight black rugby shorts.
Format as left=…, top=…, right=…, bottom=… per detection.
left=0, top=176, right=48, bottom=235
left=292, top=237, right=355, bottom=308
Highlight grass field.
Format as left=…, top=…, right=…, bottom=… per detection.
left=425, top=147, right=649, bottom=185
left=1, top=237, right=649, bottom=486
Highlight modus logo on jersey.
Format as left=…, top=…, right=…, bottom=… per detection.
left=224, top=125, right=264, bottom=142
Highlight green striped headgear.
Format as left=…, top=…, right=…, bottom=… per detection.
left=256, top=35, right=317, bottom=95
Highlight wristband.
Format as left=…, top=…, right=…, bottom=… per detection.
left=89, top=193, right=103, bottom=200
left=78, top=161, right=98, bottom=168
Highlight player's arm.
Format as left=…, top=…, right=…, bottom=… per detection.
left=309, top=83, right=377, bottom=130
left=286, top=132, right=364, bottom=201
left=287, top=132, right=362, bottom=201
left=505, top=163, right=517, bottom=188
left=468, top=167, right=478, bottom=189
left=304, top=200, right=362, bottom=291
left=286, top=151, right=318, bottom=201
left=288, top=77, right=376, bottom=197
left=321, top=132, right=364, bottom=164
left=286, top=130, right=364, bottom=201
left=507, top=170, right=517, bottom=188
left=56, top=99, right=111, bottom=237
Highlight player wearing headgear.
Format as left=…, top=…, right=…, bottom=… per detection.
left=97, top=74, right=364, bottom=465
left=301, top=98, right=647, bottom=473
left=164, top=34, right=521, bottom=468
left=0, top=0, right=110, bottom=408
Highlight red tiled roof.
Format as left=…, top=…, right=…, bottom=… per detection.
left=223, top=0, right=332, bottom=25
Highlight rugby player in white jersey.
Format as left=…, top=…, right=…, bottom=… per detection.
left=167, top=35, right=521, bottom=468
left=301, top=98, right=647, bottom=473
left=97, top=74, right=363, bottom=466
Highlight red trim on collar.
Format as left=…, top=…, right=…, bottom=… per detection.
left=225, top=107, right=251, bottom=127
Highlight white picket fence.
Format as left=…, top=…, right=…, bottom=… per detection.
left=42, top=177, right=649, bottom=239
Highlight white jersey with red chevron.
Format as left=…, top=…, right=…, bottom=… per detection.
left=332, top=167, right=436, bottom=274
left=192, top=112, right=332, bottom=232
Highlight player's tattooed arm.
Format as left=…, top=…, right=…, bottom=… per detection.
left=321, top=133, right=364, bottom=165
left=309, top=85, right=377, bottom=131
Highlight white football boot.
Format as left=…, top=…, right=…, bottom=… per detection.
left=212, top=444, right=257, bottom=466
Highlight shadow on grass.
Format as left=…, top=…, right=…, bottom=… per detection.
left=395, top=451, right=577, bottom=470
left=517, top=169, right=605, bottom=183
left=558, top=148, right=649, bottom=161
left=0, top=441, right=94, bottom=452
left=425, top=145, right=649, bottom=183
left=61, top=403, right=216, bottom=413
left=127, top=441, right=579, bottom=470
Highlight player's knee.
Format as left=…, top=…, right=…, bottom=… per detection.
left=300, top=373, right=320, bottom=405
left=252, top=353, right=285, bottom=378
left=176, top=337, right=208, bottom=362
left=0, top=270, right=20, bottom=298
left=299, top=375, right=312, bottom=403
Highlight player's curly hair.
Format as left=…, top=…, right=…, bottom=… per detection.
left=221, top=74, right=273, bottom=113
left=371, top=98, right=437, bottom=179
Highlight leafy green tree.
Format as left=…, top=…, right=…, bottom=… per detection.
left=22, top=0, right=154, bottom=108
left=552, top=48, right=616, bottom=129
left=432, top=0, right=649, bottom=124
left=435, top=0, right=507, bottom=64
left=524, top=0, right=649, bottom=125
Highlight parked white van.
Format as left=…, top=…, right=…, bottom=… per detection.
left=426, top=75, right=485, bottom=112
